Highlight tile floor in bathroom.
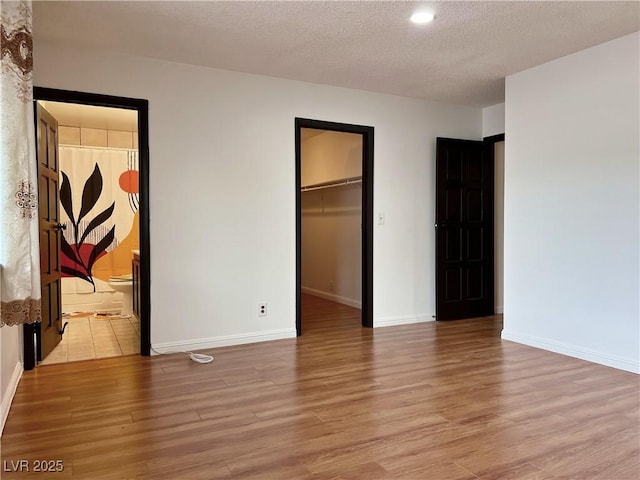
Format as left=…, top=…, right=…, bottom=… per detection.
left=40, top=314, right=140, bottom=365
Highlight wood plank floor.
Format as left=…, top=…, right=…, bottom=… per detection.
left=1, top=294, right=638, bottom=479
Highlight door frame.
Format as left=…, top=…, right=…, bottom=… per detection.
left=483, top=133, right=505, bottom=148
left=24, top=87, right=151, bottom=370
left=295, top=118, right=374, bottom=334
left=484, top=133, right=505, bottom=315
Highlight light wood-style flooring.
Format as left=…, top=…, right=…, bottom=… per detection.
left=1, top=294, right=638, bottom=479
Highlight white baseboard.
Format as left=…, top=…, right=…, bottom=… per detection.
left=152, top=328, right=297, bottom=355
left=375, top=313, right=434, bottom=328
left=1, top=360, right=23, bottom=437
left=495, top=305, right=504, bottom=314
left=501, top=329, right=640, bottom=374
left=301, top=286, right=361, bottom=309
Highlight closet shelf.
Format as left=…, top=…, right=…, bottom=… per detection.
left=301, top=176, right=362, bottom=192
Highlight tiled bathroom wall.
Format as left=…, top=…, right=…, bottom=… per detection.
left=58, top=126, right=139, bottom=149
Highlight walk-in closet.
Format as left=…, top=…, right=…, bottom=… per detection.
left=300, top=128, right=363, bottom=327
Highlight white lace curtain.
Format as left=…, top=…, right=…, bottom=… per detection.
left=0, top=0, right=41, bottom=326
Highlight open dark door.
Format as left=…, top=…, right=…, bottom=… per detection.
left=435, top=137, right=493, bottom=320
left=36, top=103, right=63, bottom=360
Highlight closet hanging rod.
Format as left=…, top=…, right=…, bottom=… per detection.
left=301, top=176, right=362, bottom=192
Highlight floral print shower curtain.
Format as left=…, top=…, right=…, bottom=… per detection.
left=0, top=0, right=41, bottom=326
left=58, top=146, right=140, bottom=291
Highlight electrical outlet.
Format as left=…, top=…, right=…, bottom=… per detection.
left=258, top=303, right=267, bottom=316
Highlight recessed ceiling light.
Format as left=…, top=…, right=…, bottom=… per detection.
left=410, top=11, right=435, bottom=24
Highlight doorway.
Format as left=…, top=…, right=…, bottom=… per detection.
left=38, top=100, right=140, bottom=364
left=295, top=118, right=374, bottom=335
left=24, top=88, right=151, bottom=370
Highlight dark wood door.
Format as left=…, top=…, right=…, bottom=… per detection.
left=36, top=103, right=63, bottom=360
left=435, top=137, right=493, bottom=320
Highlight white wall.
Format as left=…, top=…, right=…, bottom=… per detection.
left=34, top=41, right=481, bottom=348
left=482, top=103, right=505, bottom=137
left=1, top=326, right=22, bottom=435
left=1, top=266, right=23, bottom=434
left=503, top=32, right=639, bottom=373
left=483, top=105, right=505, bottom=314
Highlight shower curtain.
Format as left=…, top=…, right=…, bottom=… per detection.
left=59, top=146, right=139, bottom=292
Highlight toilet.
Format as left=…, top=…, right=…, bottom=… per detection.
left=108, top=274, right=133, bottom=316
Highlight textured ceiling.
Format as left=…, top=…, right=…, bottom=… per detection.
left=33, top=1, right=640, bottom=107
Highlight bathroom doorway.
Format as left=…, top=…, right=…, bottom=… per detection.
left=24, top=88, right=151, bottom=370
left=295, top=118, right=374, bottom=335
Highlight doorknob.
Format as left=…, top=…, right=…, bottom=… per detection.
left=54, top=223, right=67, bottom=230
